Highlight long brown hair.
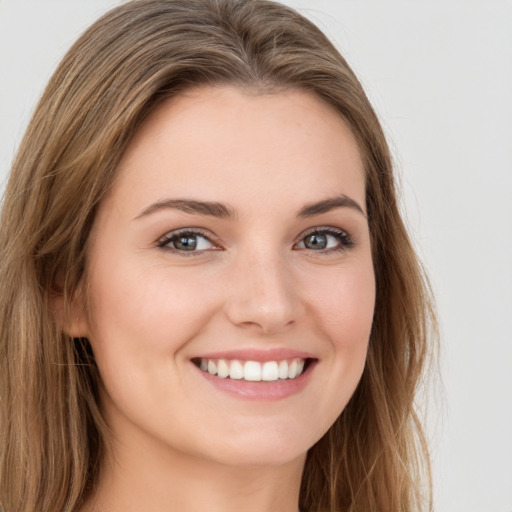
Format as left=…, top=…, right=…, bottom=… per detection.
left=0, top=1, right=436, bottom=510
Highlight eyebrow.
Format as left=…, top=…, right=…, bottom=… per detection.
left=134, top=199, right=235, bottom=220
left=134, top=194, right=365, bottom=220
left=298, top=195, right=365, bottom=218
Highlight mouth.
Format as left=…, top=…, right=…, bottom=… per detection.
left=191, top=357, right=314, bottom=382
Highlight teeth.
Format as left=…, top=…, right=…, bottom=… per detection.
left=196, top=358, right=307, bottom=381
left=278, top=360, right=289, bottom=379
left=244, top=361, right=261, bottom=381
left=288, top=359, right=298, bottom=379
left=261, top=361, right=279, bottom=381
left=217, top=359, right=229, bottom=379
left=229, top=360, right=244, bottom=380
left=207, top=360, right=217, bottom=375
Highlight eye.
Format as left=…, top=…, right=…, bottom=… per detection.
left=157, top=229, right=217, bottom=253
left=295, top=227, right=353, bottom=253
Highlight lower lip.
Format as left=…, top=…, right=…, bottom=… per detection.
left=194, top=361, right=315, bottom=401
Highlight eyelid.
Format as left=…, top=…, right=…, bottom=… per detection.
left=156, top=227, right=221, bottom=253
left=294, top=226, right=354, bottom=252
left=155, top=225, right=354, bottom=256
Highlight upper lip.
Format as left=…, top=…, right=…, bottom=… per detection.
left=191, top=348, right=316, bottom=362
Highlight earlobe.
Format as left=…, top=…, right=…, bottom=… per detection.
left=65, top=308, right=90, bottom=339
left=51, top=275, right=90, bottom=338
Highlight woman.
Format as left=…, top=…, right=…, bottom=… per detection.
left=0, top=0, right=436, bottom=511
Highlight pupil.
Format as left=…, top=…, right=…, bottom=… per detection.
left=176, top=235, right=197, bottom=250
left=305, top=233, right=327, bottom=250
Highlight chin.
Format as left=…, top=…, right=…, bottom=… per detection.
left=196, top=422, right=322, bottom=469
left=211, top=442, right=308, bottom=470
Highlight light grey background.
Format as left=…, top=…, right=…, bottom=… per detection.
left=1, top=1, right=511, bottom=510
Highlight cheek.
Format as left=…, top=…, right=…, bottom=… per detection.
left=310, top=261, right=375, bottom=346
left=306, top=259, right=375, bottom=398
left=85, top=259, right=223, bottom=356
left=83, top=261, right=224, bottom=415
left=289, top=261, right=375, bottom=439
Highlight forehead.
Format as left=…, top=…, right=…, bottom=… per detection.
left=109, top=86, right=366, bottom=216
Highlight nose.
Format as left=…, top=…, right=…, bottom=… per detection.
left=224, top=250, right=304, bottom=335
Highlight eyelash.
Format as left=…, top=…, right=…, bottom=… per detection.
left=157, top=228, right=217, bottom=256
left=156, top=226, right=354, bottom=256
left=295, top=227, right=354, bottom=255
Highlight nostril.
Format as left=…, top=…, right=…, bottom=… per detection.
left=223, top=270, right=304, bottom=334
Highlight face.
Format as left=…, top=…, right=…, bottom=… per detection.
left=79, top=86, right=375, bottom=468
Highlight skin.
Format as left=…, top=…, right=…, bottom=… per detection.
left=73, top=86, right=376, bottom=512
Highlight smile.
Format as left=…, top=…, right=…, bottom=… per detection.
left=193, top=358, right=307, bottom=381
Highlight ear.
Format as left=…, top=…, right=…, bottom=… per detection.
left=51, top=271, right=90, bottom=338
